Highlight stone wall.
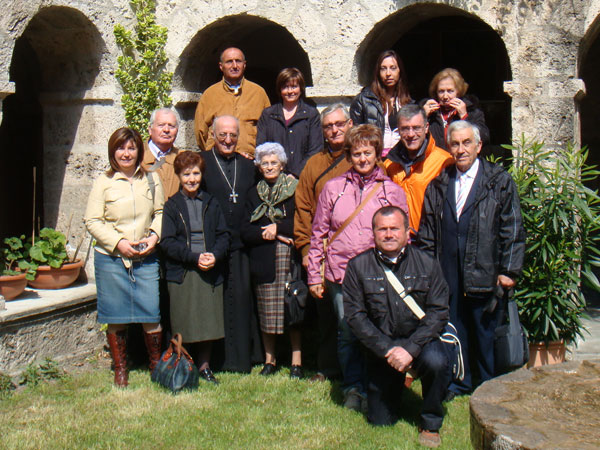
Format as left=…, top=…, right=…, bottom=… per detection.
left=0, top=0, right=598, bottom=278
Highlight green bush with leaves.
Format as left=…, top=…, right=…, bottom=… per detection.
left=506, top=136, right=600, bottom=343
left=1, top=235, right=37, bottom=280
left=26, top=227, right=69, bottom=270
left=114, top=0, right=173, bottom=137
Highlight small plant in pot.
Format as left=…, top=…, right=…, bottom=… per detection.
left=505, top=137, right=600, bottom=366
left=25, top=228, right=83, bottom=290
left=0, top=236, right=37, bottom=300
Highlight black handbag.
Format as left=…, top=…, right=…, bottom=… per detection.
left=284, top=252, right=308, bottom=326
left=494, top=293, right=529, bottom=375
left=151, top=333, right=199, bottom=393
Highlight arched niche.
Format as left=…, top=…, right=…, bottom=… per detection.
left=0, top=6, right=104, bottom=239
left=355, top=4, right=512, bottom=158
left=175, top=14, right=313, bottom=103
left=579, top=14, right=600, bottom=191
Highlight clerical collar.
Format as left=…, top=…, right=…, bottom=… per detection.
left=214, top=149, right=236, bottom=162
left=224, top=78, right=242, bottom=94
left=376, top=247, right=406, bottom=265
left=148, top=139, right=172, bottom=160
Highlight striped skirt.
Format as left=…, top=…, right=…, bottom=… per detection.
left=255, top=241, right=291, bottom=334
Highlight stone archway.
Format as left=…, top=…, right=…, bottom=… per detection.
left=0, top=6, right=104, bottom=240
left=579, top=14, right=600, bottom=191
left=175, top=14, right=313, bottom=103
left=355, top=4, right=511, bottom=157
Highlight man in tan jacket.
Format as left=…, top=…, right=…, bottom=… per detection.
left=194, top=47, right=270, bottom=158
left=141, top=108, right=181, bottom=201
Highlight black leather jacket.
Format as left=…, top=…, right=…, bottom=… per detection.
left=418, top=158, right=525, bottom=294
left=350, top=87, right=386, bottom=130
left=343, top=245, right=449, bottom=360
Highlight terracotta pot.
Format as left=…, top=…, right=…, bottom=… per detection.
left=0, top=272, right=28, bottom=300
left=527, top=341, right=566, bottom=368
left=28, top=260, right=84, bottom=290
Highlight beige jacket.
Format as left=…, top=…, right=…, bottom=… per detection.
left=194, top=78, right=270, bottom=155
left=85, top=168, right=164, bottom=265
left=141, top=142, right=181, bottom=201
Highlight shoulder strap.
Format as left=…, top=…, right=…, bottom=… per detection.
left=382, top=263, right=426, bottom=319
left=328, top=182, right=383, bottom=248
left=146, top=172, right=156, bottom=202
left=313, top=153, right=345, bottom=193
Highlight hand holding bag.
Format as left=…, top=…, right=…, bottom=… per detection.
left=494, top=290, right=529, bottom=374
left=284, top=251, right=308, bottom=326
left=151, top=333, right=199, bottom=393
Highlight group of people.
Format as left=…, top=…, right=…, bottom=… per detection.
left=84, top=46, right=524, bottom=448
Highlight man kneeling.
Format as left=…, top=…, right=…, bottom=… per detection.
left=343, top=206, right=449, bottom=448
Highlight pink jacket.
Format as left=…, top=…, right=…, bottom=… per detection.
left=307, top=166, right=409, bottom=285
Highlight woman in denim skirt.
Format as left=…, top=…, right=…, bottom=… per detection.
left=85, top=127, right=165, bottom=387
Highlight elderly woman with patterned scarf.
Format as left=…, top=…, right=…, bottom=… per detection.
left=241, top=142, right=302, bottom=378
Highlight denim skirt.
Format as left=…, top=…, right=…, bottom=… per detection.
left=94, top=250, right=161, bottom=324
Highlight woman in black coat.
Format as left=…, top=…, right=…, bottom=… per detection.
left=422, top=68, right=490, bottom=150
left=350, top=50, right=413, bottom=156
left=241, top=142, right=302, bottom=378
left=160, top=151, right=230, bottom=384
left=256, top=68, right=323, bottom=177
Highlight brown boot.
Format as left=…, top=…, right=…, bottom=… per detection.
left=107, top=330, right=128, bottom=387
left=143, top=330, right=163, bottom=372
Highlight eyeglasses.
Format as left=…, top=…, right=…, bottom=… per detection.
left=323, top=120, right=349, bottom=131
left=399, top=126, right=425, bottom=135
left=260, top=161, right=281, bottom=168
left=217, top=132, right=238, bottom=140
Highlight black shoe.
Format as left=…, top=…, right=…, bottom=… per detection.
left=289, top=365, right=304, bottom=379
left=444, top=390, right=457, bottom=402
left=259, top=363, right=277, bottom=376
left=199, top=367, right=219, bottom=385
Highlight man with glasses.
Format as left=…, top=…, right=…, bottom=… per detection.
left=142, top=108, right=181, bottom=200
left=201, top=115, right=262, bottom=373
left=194, top=47, right=270, bottom=158
left=293, top=104, right=354, bottom=383
left=384, top=104, right=453, bottom=233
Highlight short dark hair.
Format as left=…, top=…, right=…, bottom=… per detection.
left=174, top=151, right=205, bottom=175
left=275, top=67, right=306, bottom=99
left=372, top=205, right=409, bottom=230
left=397, top=104, right=427, bottom=125
left=107, top=127, right=144, bottom=174
left=343, top=124, right=383, bottom=161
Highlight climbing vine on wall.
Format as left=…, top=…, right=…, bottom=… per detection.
left=114, top=0, right=172, bottom=138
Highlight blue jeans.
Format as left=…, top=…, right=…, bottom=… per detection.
left=325, top=280, right=366, bottom=395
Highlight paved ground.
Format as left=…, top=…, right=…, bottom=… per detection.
left=570, top=291, right=600, bottom=361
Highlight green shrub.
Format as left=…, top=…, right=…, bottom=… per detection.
left=1, top=235, right=37, bottom=279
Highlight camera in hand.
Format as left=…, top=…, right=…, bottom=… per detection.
left=132, top=242, right=147, bottom=252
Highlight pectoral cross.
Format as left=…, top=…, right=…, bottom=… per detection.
left=229, top=190, right=238, bottom=203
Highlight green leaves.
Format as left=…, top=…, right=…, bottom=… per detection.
left=26, top=228, right=70, bottom=272
left=506, top=137, right=600, bottom=343
left=114, top=0, right=173, bottom=138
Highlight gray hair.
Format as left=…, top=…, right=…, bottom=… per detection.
left=320, top=103, right=350, bottom=123
left=149, top=108, right=180, bottom=128
left=254, top=142, right=288, bottom=167
left=397, top=104, right=427, bottom=124
left=446, top=120, right=481, bottom=146
left=212, top=115, right=240, bottom=135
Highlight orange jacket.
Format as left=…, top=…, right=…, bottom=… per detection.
left=384, top=136, right=453, bottom=232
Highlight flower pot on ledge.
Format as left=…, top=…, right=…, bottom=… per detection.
left=527, top=341, right=566, bottom=368
left=0, top=272, right=28, bottom=300
left=28, top=260, right=84, bottom=290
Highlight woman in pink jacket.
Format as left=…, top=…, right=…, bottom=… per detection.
left=307, top=123, right=408, bottom=411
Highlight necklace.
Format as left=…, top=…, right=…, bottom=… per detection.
left=212, top=149, right=238, bottom=203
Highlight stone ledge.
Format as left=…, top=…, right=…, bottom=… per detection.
left=0, top=283, right=97, bottom=323
left=470, top=360, right=600, bottom=450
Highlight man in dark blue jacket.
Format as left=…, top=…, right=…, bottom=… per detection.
left=419, top=120, right=525, bottom=399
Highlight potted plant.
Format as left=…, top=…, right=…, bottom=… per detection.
left=25, top=228, right=83, bottom=290
left=506, top=137, right=600, bottom=366
left=0, top=236, right=36, bottom=300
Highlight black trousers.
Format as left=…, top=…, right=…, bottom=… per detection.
left=366, top=339, right=448, bottom=431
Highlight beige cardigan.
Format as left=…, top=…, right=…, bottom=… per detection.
left=85, top=168, right=164, bottom=266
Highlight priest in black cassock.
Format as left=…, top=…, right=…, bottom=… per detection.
left=201, top=115, right=262, bottom=373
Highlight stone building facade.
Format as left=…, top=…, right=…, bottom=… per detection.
left=0, top=0, right=599, bottom=277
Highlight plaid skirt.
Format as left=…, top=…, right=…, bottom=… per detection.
left=255, top=241, right=291, bottom=334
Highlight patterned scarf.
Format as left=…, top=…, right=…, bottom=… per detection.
left=250, top=173, right=298, bottom=223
